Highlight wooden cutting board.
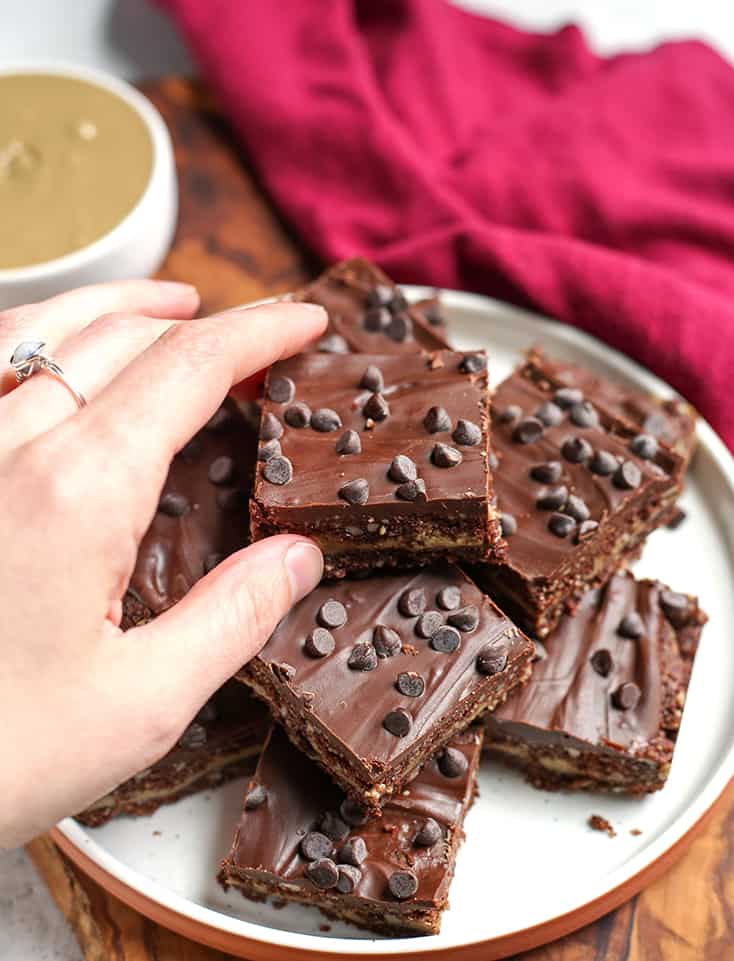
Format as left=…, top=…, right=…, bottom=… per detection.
left=26, top=76, right=734, bottom=961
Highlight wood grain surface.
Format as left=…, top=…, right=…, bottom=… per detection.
left=25, top=76, right=733, bottom=961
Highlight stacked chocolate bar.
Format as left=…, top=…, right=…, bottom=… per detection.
left=78, top=258, right=706, bottom=939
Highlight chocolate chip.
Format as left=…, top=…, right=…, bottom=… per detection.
left=613, top=461, right=642, bottom=490
left=423, top=302, right=444, bottom=326
left=498, top=405, right=522, bottom=425
left=158, top=492, right=190, bottom=517
left=612, top=682, right=641, bottom=711
left=260, top=411, right=283, bottom=441
left=569, top=401, right=599, bottom=428
left=389, top=454, right=417, bottom=484
left=513, top=416, right=544, bottom=444
left=530, top=461, right=563, bottom=484
left=300, top=831, right=334, bottom=861
left=267, top=375, right=295, bottom=404
left=204, top=406, right=231, bottom=430
left=447, top=605, right=479, bottom=632
left=179, top=438, right=202, bottom=463
left=340, top=799, right=368, bottom=826
left=217, top=488, right=241, bottom=512
left=311, top=408, right=342, bottom=432
left=390, top=290, right=409, bottom=312
left=459, top=353, right=484, bottom=374
left=430, top=625, right=461, bottom=653
left=338, top=478, right=369, bottom=505
left=589, top=450, right=617, bottom=476
left=373, top=625, right=402, bottom=658
left=305, top=858, right=339, bottom=889
left=554, top=387, right=584, bottom=409
left=335, top=430, right=361, bottom=455
left=536, top=485, right=569, bottom=511
left=366, top=284, right=394, bottom=308
left=548, top=512, right=576, bottom=538
left=414, top=818, right=442, bottom=847
left=338, top=836, right=367, bottom=866
left=476, top=642, right=508, bottom=675
left=618, top=611, right=644, bottom=640
left=316, top=333, right=350, bottom=353
left=336, top=865, right=362, bottom=894
left=535, top=401, right=564, bottom=427
left=258, top=439, right=281, bottom=461
left=318, top=600, right=348, bottom=629
left=204, top=553, right=224, bottom=573
left=383, top=708, right=412, bottom=737
left=396, top=672, right=425, bottom=697
left=273, top=661, right=296, bottom=682
left=590, top=649, right=613, bottom=677
left=348, top=642, right=378, bottom=672
left=561, top=436, right=593, bottom=463
left=363, top=306, right=391, bottom=331
left=284, top=402, right=312, bottom=428
left=208, top=455, right=236, bottom=486
left=388, top=869, right=418, bottom=900
left=500, top=512, right=517, bottom=537
left=305, top=628, right=336, bottom=659
left=398, top=588, right=426, bottom=617
left=660, top=590, right=690, bottom=628
left=576, top=519, right=599, bottom=542
left=363, top=393, right=390, bottom=421
left=178, top=722, right=207, bottom=749
left=244, top=783, right=267, bottom=810
left=320, top=813, right=350, bottom=843
left=415, top=610, right=443, bottom=638
left=437, top=585, right=461, bottom=611
left=452, top=419, right=482, bottom=446
left=423, top=405, right=452, bottom=433
left=432, top=443, right=462, bottom=468
left=565, top=494, right=590, bottom=523
left=385, top=311, right=412, bottom=342
left=396, top=478, right=427, bottom=501
left=630, top=433, right=658, bottom=460
left=437, top=747, right=467, bottom=778
left=360, top=365, right=384, bottom=392
left=263, top=455, right=293, bottom=485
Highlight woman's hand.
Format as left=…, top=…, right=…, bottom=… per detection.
left=0, top=280, right=326, bottom=847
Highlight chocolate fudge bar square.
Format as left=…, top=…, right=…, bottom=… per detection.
left=238, top=567, right=532, bottom=811
left=219, top=724, right=482, bottom=937
left=250, top=349, right=503, bottom=576
left=469, top=355, right=684, bottom=636
left=483, top=572, right=706, bottom=794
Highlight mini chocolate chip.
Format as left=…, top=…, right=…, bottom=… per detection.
left=423, top=405, right=452, bottom=433
left=305, top=628, right=336, bottom=659
left=205, top=406, right=231, bottom=430
left=208, top=455, right=236, bottom=486
left=436, top=585, right=461, bottom=611
left=530, top=461, right=563, bottom=484
left=348, top=642, right=378, bottom=672
left=311, top=408, right=342, bottom=432
left=398, top=588, right=427, bottom=617
left=335, top=429, right=362, bottom=455
left=536, top=485, right=569, bottom=511
left=535, top=401, right=564, bottom=427
left=613, top=461, right=642, bottom=490
left=476, top=642, right=508, bottom=675
left=305, top=858, right=339, bottom=889
left=339, top=478, right=369, bottom=505
left=513, top=416, right=544, bottom=444
left=388, top=870, right=418, bottom=900
left=383, top=708, right=412, bottom=737
left=554, top=387, right=584, bottom=408
left=630, top=433, right=658, bottom=460
left=430, top=625, right=461, bottom=653
left=366, top=284, right=394, bottom=308
left=548, top=512, right=576, bottom=538
left=389, top=454, right=417, bottom=484
left=498, top=405, right=522, bottom=425
left=612, top=682, right=641, bottom=711
left=424, top=302, right=444, bottom=326
left=500, top=512, right=517, bottom=537
left=459, top=353, right=484, bottom=374
left=561, top=436, right=593, bottom=463
left=340, top=799, right=368, bottom=826
left=437, top=747, right=467, bottom=778
left=589, top=450, right=617, bottom=476
left=300, top=831, right=334, bottom=861
left=336, top=864, right=362, bottom=894
left=569, top=401, right=599, bottom=428
left=373, top=625, right=402, bottom=657
left=452, top=419, right=482, bottom=446
left=260, top=411, right=283, bottom=441
left=415, top=611, right=444, bottom=638
left=204, top=553, right=224, bottom=573
left=643, top=411, right=668, bottom=436
left=363, top=306, right=391, bottom=331
left=338, top=836, right=368, bottom=866
left=178, top=723, right=207, bottom=749
left=360, top=365, right=384, bottom=392
left=666, top=508, right=687, bottom=530
left=158, top=492, right=190, bottom=517
left=447, top=605, right=479, bottom=632
left=414, top=818, right=442, bottom=847
left=244, top=783, right=267, bottom=810
left=590, top=649, right=613, bottom=677
left=660, top=590, right=690, bottom=628
left=576, top=519, right=600, bottom=542
left=432, top=442, right=462, bottom=468
left=565, top=494, right=591, bottom=523
left=385, top=311, right=412, bottom=342
left=258, top=439, right=281, bottom=461
left=179, top=438, right=202, bottom=463
left=217, top=488, right=241, bottom=512
left=316, top=333, right=350, bottom=353
left=284, top=402, right=312, bottom=428
left=318, top=600, right=348, bottom=629
left=263, top=455, right=293, bottom=485
left=396, top=671, right=425, bottom=697
left=363, top=393, right=390, bottom=421
left=267, top=375, right=295, bottom=404
left=396, top=478, right=427, bottom=501
left=320, top=813, right=350, bottom=843
left=390, top=290, right=408, bottom=312
left=618, top=611, right=644, bottom=640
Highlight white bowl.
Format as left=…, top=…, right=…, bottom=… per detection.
left=0, top=62, right=177, bottom=310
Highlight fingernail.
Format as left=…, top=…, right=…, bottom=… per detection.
left=157, top=281, right=199, bottom=295
left=285, top=541, right=323, bottom=603
left=298, top=302, right=327, bottom=314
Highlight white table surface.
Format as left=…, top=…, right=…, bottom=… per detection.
left=1, top=2, right=732, bottom=959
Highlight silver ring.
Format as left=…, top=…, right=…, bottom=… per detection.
left=10, top=341, right=87, bottom=409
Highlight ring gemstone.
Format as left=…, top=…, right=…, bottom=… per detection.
left=10, top=340, right=45, bottom=367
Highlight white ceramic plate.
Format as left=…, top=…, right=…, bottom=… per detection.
left=54, top=289, right=734, bottom=959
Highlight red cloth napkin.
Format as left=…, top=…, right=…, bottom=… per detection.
left=161, top=0, right=734, bottom=450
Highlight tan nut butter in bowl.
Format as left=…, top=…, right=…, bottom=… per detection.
left=0, top=73, right=153, bottom=269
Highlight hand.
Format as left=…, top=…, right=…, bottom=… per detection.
left=0, top=280, right=326, bottom=847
